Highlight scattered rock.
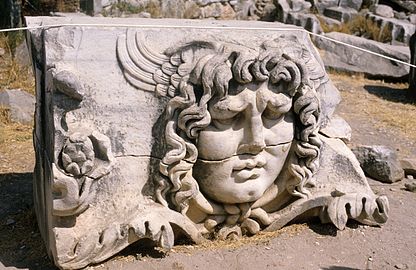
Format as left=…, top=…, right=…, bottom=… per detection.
left=313, top=0, right=339, bottom=14
left=409, top=31, right=416, bottom=98
left=317, top=14, right=342, bottom=27
left=389, top=0, right=416, bottom=13
left=394, top=11, right=407, bottom=20
left=352, top=145, right=404, bottom=183
left=323, top=6, right=358, bottom=23
left=319, top=115, right=352, bottom=142
left=289, top=0, right=311, bottom=12
left=339, top=0, right=363, bottom=10
left=286, top=12, right=323, bottom=34
left=314, top=32, right=410, bottom=78
left=405, top=182, right=416, bottom=192
left=0, top=47, right=5, bottom=57
left=372, top=4, right=394, bottom=18
left=400, top=158, right=416, bottom=176
left=407, top=175, right=414, bottom=180
left=275, top=0, right=291, bottom=22
left=394, top=263, right=409, bottom=269
left=409, top=14, right=416, bottom=24
left=366, top=12, right=416, bottom=44
left=0, top=89, right=35, bottom=125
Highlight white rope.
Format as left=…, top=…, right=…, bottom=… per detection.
left=1, top=22, right=415, bottom=68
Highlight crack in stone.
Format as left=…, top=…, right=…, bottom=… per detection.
left=197, top=142, right=291, bottom=162
left=114, top=154, right=162, bottom=160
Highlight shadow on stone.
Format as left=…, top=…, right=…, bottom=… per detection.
left=0, top=172, right=56, bottom=270
left=364, top=85, right=415, bottom=104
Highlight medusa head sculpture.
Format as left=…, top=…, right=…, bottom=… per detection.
left=117, top=30, right=388, bottom=238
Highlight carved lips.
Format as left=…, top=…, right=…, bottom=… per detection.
left=232, top=155, right=267, bottom=183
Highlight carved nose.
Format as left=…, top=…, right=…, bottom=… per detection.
left=237, top=115, right=266, bottom=155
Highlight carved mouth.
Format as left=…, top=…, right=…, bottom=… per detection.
left=232, top=156, right=266, bottom=183
left=232, top=156, right=266, bottom=171
left=232, top=167, right=262, bottom=183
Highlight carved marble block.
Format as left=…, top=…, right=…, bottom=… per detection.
left=26, top=17, right=389, bottom=270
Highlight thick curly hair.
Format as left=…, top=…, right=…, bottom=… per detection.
left=156, top=38, right=322, bottom=214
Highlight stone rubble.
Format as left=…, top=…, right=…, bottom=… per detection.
left=352, top=145, right=404, bottom=183
left=314, top=32, right=410, bottom=78
left=400, top=158, right=416, bottom=177
left=0, top=89, right=35, bottom=125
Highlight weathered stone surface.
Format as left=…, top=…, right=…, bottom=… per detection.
left=286, top=12, right=323, bottom=33
left=314, top=32, right=410, bottom=78
left=310, top=0, right=339, bottom=14
left=317, top=14, right=342, bottom=27
left=372, top=4, right=394, bottom=18
left=389, top=0, right=416, bottom=13
left=339, top=0, right=363, bottom=10
left=409, top=14, right=416, bottom=25
left=400, top=158, right=416, bottom=176
left=0, top=89, right=35, bottom=125
left=409, top=31, right=416, bottom=98
left=289, top=0, right=311, bottom=12
left=352, top=145, right=404, bottom=183
left=362, top=0, right=377, bottom=8
left=275, top=0, right=291, bottom=22
left=404, top=181, right=416, bottom=192
left=323, top=6, right=358, bottom=23
left=394, top=11, right=407, bottom=20
left=366, top=12, right=416, bottom=44
left=320, top=114, right=352, bottom=142
left=26, top=17, right=388, bottom=270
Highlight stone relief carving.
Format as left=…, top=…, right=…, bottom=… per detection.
left=117, top=30, right=389, bottom=239
left=26, top=18, right=390, bottom=270
left=53, top=131, right=115, bottom=216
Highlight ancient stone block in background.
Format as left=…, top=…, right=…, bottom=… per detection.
left=26, top=17, right=389, bottom=270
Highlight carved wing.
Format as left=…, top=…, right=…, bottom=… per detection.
left=117, top=29, right=221, bottom=97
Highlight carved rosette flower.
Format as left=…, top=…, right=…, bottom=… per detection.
left=61, top=133, right=95, bottom=177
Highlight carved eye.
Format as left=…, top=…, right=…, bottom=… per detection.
left=262, top=107, right=283, bottom=121
left=212, top=114, right=239, bottom=129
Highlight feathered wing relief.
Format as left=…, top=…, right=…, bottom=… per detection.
left=116, top=29, right=388, bottom=240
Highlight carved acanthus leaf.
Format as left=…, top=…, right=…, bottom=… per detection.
left=56, top=206, right=203, bottom=270
left=326, top=193, right=389, bottom=230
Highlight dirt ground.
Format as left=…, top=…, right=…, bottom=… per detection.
left=0, top=73, right=415, bottom=270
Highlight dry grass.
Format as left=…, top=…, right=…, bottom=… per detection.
left=0, top=33, right=35, bottom=95
left=110, top=223, right=308, bottom=264
left=329, top=72, right=416, bottom=148
left=0, top=33, right=35, bottom=174
left=319, top=16, right=392, bottom=43
left=0, top=121, right=34, bottom=173
left=173, top=223, right=307, bottom=253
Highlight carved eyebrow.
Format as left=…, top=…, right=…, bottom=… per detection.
left=209, top=96, right=248, bottom=119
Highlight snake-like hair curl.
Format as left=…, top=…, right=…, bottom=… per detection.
left=156, top=38, right=322, bottom=213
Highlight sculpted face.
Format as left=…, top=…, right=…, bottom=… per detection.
left=193, top=81, right=294, bottom=204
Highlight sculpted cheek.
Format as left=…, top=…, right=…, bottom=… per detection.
left=196, top=128, right=240, bottom=160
